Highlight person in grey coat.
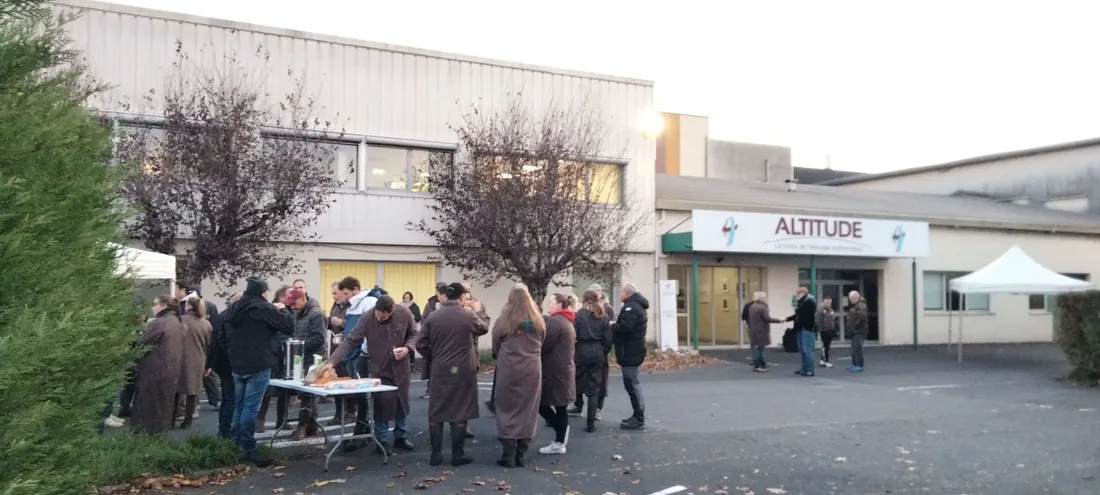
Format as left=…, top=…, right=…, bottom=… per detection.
left=747, top=291, right=782, bottom=372
left=847, top=291, right=869, bottom=372
left=287, top=288, right=327, bottom=440
left=815, top=296, right=838, bottom=368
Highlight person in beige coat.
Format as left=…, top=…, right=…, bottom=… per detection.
left=491, top=284, right=546, bottom=468
left=538, top=292, right=577, bottom=455
left=747, top=291, right=782, bottom=372
left=176, top=297, right=213, bottom=429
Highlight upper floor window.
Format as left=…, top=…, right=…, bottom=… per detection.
left=366, top=145, right=452, bottom=192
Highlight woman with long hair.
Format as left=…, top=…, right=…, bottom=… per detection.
left=131, top=295, right=186, bottom=434
left=491, top=284, right=546, bottom=468
left=571, top=289, right=612, bottom=432
left=538, top=292, right=577, bottom=455
left=176, top=297, right=213, bottom=429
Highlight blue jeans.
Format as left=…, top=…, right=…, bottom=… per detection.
left=798, top=330, right=816, bottom=374
left=373, top=406, right=407, bottom=442
left=751, top=345, right=767, bottom=368
left=231, top=368, right=271, bottom=454
left=217, top=372, right=235, bottom=439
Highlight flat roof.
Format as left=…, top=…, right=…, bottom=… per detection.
left=820, top=137, right=1100, bottom=186
left=54, top=0, right=653, bottom=87
left=656, top=174, right=1100, bottom=235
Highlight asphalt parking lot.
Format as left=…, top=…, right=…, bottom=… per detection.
left=180, top=343, right=1100, bottom=495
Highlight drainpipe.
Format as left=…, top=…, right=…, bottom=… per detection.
left=691, top=255, right=700, bottom=350
left=653, top=211, right=664, bottom=348
left=911, top=257, right=919, bottom=348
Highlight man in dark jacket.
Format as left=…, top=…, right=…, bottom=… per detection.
left=785, top=286, right=818, bottom=377
left=846, top=290, right=869, bottom=372
left=207, top=292, right=243, bottom=439
left=224, top=276, right=294, bottom=467
left=287, top=288, right=327, bottom=440
left=612, top=283, right=649, bottom=430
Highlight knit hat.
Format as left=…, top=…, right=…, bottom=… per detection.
left=245, top=276, right=268, bottom=296
left=286, top=288, right=306, bottom=304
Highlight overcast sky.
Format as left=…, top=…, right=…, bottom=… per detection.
left=104, top=0, right=1100, bottom=173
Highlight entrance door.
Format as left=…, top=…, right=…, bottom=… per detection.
left=712, top=267, right=740, bottom=345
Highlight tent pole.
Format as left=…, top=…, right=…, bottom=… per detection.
left=957, top=312, right=964, bottom=363
left=947, top=306, right=952, bottom=352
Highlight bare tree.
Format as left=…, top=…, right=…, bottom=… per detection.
left=116, top=42, right=350, bottom=286
left=411, top=95, right=646, bottom=302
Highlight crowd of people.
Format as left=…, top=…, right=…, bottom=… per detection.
left=103, top=273, right=653, bottom=469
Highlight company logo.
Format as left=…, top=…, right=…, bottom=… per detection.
left=892, top=225, right=906, bottom=252
left=721, top=217, right=737, bottom=246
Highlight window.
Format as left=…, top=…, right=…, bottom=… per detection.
left=115, top=124, right=166, bottom=173
left=1030, top=273, right=1090, bottom=312
left=589, top=163, right=623, bottom=204
left=923, top=271, right=990, bottom=311
left=366, top=145, right=452, bottom=192
left=324, top=141, right=358, bottom=188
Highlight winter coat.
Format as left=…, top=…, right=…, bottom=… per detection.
left=541, top=311, right=577, bottom=407
left=405, top=302, right=422, bottom=323
left=415, top=301, right=489, bottom=423
left=491, top=317, right=544, bottom=439
left=223, top=294, right=295, bottom=375
left=847, top=300, right=870, bottom=337
left=293, top=299, right=327, bottom=370
left=815, top=306, right=838, bottom=336
left=131, top=309, right=185, bottom=434
left=342, top=291, right=375, bottom=362
left=178, top=311, right=212, bottom=395
left=422, top=295, right=440, bottom=320
left=206, top=307, right=232, bottom=375
left=574, top=307, right=610, bottom=398
left=612, top=292, right=649, bottom=367
left=747, top=301, right=781, bottom=347
left=788, top=295, right=817, bottom=332
left=330, top=304, right=418, bottom=422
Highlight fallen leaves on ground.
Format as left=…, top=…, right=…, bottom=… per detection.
left=272, top=472, right=286, bottom=478
left=394, top=472, right=407, bottom=478
left=101, top=467, right=251, bottom=494
left=612, top=349, right=723, bottom=372
left=495, top=480, right=512, bottom=491
left=308, top=479, right=346, bottom=488
left=345, top=465, right=356, bottom=471
left=414, top=474, right=450, bottom=490
left=272, top=489, right=284, bottom=493
left=386, top=482, right=396, bottom=488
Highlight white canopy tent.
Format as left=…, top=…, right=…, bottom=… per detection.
left=110, top=242, right=176, bottom=284
left=947, top=245, right=1092, bottom=362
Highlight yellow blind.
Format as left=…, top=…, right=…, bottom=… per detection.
left=319, top=261, right=378, bottom=313
left=382, top=263, right=437, bottom=308
left=590, top=163, right=623, bottom=204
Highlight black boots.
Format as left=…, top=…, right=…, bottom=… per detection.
left=450, top=421, right=473, bottom=466
left=497, top=439, right=517, bottom=468
left=343, top=420, right=370, bottom=452
left=585, top=395, right=598, bottom=433
left=429, top=423, right=444, bottom=466
left=515, top=439, right=529, bottom=467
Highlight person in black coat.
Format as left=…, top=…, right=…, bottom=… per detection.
left=569, top=289, right=612, bottom=432
left=206, top=291, right=242, bottom=439
left=784, top=286, right=818, bottom=377
left=612, top=283, right=649, bottom=430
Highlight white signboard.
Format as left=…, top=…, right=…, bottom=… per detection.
left=658, top=280, right=679, bottom=351
left=692, top=210, right=929, bottom=258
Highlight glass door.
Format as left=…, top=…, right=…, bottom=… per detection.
left=668, top=265, right=691, bottom=347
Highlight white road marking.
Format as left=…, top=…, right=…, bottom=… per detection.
left=896, top=384, right=962, bottom=391
left=649, top=486, right=688, bottom=495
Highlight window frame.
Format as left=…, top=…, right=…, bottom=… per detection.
left=922, top=271, right=990, bottom=312
left=364, top=144, right=455, bottom=193
left=1031, top=273, right=1091, bottom=312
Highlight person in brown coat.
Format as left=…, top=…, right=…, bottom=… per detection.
left=418, top=283, right=447, bottom=398
left=490, top=284, right=545, bottom=468
left=131, top=295, right=186, bottom=435
left=538, top=292, right=577, bottom=455
left=415, top=282, right=489, bottom=467
left=321, top=295, right=419, bottom=455
left=748, top=291, right=782, bottom=372
left=176, top=297, right=213, bottom=429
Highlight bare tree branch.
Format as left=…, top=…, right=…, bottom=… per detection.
left=411, top=94, right=647, bottom=302
left=114, top=43, right=352, bottom=289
